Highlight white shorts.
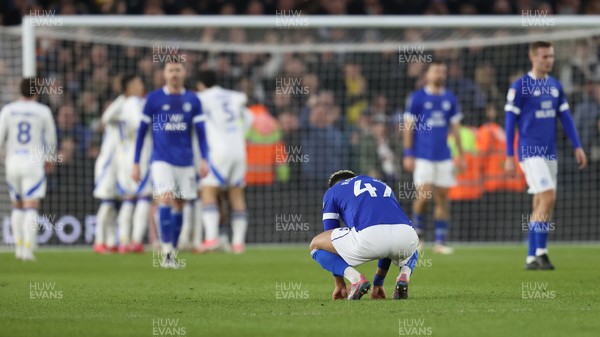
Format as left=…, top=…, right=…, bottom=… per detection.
left=151, top=161, right=197, bottom=200
left=331, top=224, right=419, bottom=266
left=201, top=154, right=246, bottom=188
left=6, top=160, right=46, bottom=201
left=413, top=158, right=456, bottom=188
left=519, top=157, right=557, bottom=194
left=93, top=151, right=118, bottom=199
left=116, top=155, right=152, bottom=197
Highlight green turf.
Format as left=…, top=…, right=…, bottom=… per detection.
left=1, top=245, right=599, bottom=337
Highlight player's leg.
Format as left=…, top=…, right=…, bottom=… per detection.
left=393, top=250, right=419, bottom=300
left=200, top=159, right=227, bottom=251
left=171, top=198, right=185, bottom=248
left=93, top=152, right=118, bottom=253
left=170, top=165, right=196, bottom=255
left=309, top=229, right=369, bottom=300
left=191, top=197, right=203, bottom=252
left=229, top=186, right=247, bottom=254
left=19, top=169, right=46, bottom=261
left=130, top=167, right=153, bottom=252
left=432, top=186, right=453, bottom=254
left=412, top=159, right=433, bottom=250
left=10, top=201, right=24, bottom=259
left=201, top=186, right=220, bottom=250
left=117, top=197, right=135, bottom=253
left=177, top=200, right=194, bottom=250
left=531, top=189, right=556, bottom=269
left=432, top=159, right=457, bottom=254
left=116, top=156, right=143, bottom=253
left=94, top=200, right=117, bottom=253
left=151, top=161, right=177, bottom=266
left=104, top=200, right=119, bottom=252
left=520, top=158, right=557, bottom=270
left=130, top=196, right=151, bottom=253
left=21, top=198, right=40, bottom=261
left=227, top=156, right=248, bottom=253
left=6, top=170, right=25, bottom=259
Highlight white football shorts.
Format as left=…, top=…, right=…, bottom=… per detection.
left=201, top=153, right=247, bottom=188
left=519, top=157, right=557, bottom=194
left=6, top=158, right=46, bottom=201
left=93, top=151, right=118, bottom=199
left=151, top=161, right=197, bottom=200
left=331, top=224, right=419, bottom=267
left=413, top=158, right=456, bottom=188
left=116, top=154, right=152, bottom=197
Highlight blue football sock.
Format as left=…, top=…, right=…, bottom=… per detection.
left=158, top=205, right=172, bottom=244
left=412, top=213, right=426, bottom=234
left=406, top=250, right=419, bottom=272
left=171, top=211, right=183, bottom=248
left=434, top=220, right=448, bottom=244
left=528, top=222, right=538, bottom=257
left=536, top=222, right=549, bottom=251
left=311, top=249, right=349, bottom=277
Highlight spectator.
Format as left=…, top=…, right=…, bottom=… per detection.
left=492, top=0, right=514, bottom=14
left=474, top=62, right=502, bottom=113
left=557, top=0, right=581, bottom=14
left=56, top=105, right=90, bottom=155
left=343, top=62, right=369, bottom=124
left=300, top=91, right=343, bottom=183
left=246, top=0, right=265, bottom=14
left=562, top=40, right=600, bottom=97
left=446, top=60, right=487, bottom=125
left=77, top=91, right=100, bottom=126
left=574, top=80, right=600, bottom=154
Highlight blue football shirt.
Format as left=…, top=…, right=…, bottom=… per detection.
left=322, top=175, right=412, bottom=232
left=140, top=87, right=204, bottom=166
left=404, top=87, right=463, bottom=161
left=505, top=72, right=570, bottom=162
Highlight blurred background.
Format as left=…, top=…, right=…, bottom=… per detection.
left=0, top=0, right=599, bottom=246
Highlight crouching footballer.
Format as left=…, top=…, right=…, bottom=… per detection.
left=310, top=170, right=420, bottom=300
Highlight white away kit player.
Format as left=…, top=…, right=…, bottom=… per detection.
left=0, top=78, right=57, bottom=260
left=93, top=94, right=125, bottom=253
left=196, top=70, right=253, bottom=254
left=101, top=74, right=152, bottom=253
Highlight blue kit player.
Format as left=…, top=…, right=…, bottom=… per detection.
left=132, top=61, right=210, bottom=268
left=403, top=60, right=465, bottom=254
left=310, top=170, right=420, bottom=300
left=505, top=41, right=587, bottom=270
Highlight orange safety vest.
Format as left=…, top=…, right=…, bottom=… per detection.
left=448, top=126, right=484, bottom=200
left=477, top=122, right=526, bottom=193
left=245, top=104, right=284, bottom=185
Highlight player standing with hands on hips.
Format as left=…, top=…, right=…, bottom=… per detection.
left=505, top=41, right=587, bottom=270
left=132, top=62, right=210, bottom=268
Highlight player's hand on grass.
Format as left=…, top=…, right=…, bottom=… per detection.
left=332, top=276, right=347, bottom=300
left=371, top=285, right=387, bottom=300
left=198, top=159, right=209, bottom=178
left=575, top=148, right=587, bottom=170
left=131, top=164, right=141, bottom=183
left=332, top=285, right=348, bottom=300
left=403, top=156, right=415, bottom=173
left=504, top=157, right=516, bottom=177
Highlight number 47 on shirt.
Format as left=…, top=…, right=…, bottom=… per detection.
left=353, top=179, right=392, bottom=198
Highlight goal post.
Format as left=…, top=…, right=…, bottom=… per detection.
left=1, top=14, right=599, bottom=247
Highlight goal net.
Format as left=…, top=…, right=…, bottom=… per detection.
left=1, top=15, right=599, bottom=246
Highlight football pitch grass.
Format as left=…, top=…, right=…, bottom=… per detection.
left=1, top=244, right=599, bottom=337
